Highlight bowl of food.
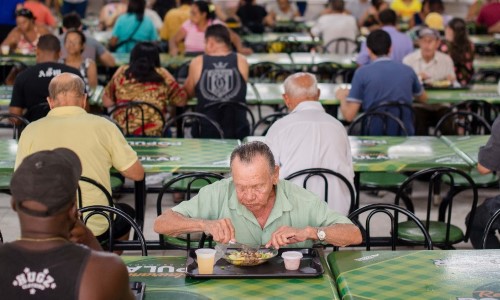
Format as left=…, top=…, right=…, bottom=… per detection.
left=223, top=249, right=278, bottom=266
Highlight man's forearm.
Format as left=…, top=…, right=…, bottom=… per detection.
left=324, top=224, right=362, bottom=247
left=154, top=209, right=205, bottom=236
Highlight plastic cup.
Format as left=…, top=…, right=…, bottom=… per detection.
left=195, top=248, right=216, bottom=274
left=281, top=251, right=303, bottom=271
left=1, top=45, right=9, bottom=55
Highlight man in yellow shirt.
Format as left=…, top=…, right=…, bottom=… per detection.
left=15, top=72, right=144, bottom=240
left=160, top=0, right=192, bottom=52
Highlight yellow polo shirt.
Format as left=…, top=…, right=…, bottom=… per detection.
left=15, top=106, right=139, bottom=235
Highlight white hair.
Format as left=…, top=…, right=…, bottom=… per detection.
left=283, top=72, right=318, bottom=100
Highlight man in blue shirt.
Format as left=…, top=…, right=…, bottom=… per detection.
left=336, top=29, right=427, bottom=135
left=356, top=9, right=413, bottom=66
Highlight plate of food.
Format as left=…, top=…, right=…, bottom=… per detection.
left=223, top=249, right=278, bottom=266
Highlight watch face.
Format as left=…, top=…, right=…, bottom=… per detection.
left=318, top=230, right=326, bottom=241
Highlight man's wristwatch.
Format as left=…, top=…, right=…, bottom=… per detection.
left=317, top=228, right=326, bottom=241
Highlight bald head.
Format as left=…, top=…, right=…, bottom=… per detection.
left=283, top=73, right=320, bottom=110
left=48, top=73, right=86, bottom=108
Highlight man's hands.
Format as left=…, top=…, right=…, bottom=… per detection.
left=265, top=226, right=314, bottom=249
left=335, top=87, right=349, bottom=103
left=202, top=218, right=235, bottom=244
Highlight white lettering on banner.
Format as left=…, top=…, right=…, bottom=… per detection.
left=128, top=141, right=182, bottom=147
left=12, top=268, right=57, bottom=295
left=354, top=254, right=379, bottom=262
left=139, top=156, right=181, bottom=162
left=127, top=265, right=186, bottom=273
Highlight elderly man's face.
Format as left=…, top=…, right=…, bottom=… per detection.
left=232, top=154, right=279, bottom=215
left=419, top=36, right=439, bottom=60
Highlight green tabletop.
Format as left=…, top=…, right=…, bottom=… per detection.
left=243, top=32, right=320, bottom=44
left=350, top=136, right=471, bottom=172
left=427, top=84, right=500, bottom=103
left=123, top=255, right=340, bottom=300
left=128, top=138, right=240, bottom=173
left=328, top=250, right=500, bottom=300
left=0, top=54, right=36, bottom=66
left=253, top=83, right=342, bottom=105
left=290, top=52, right=357, bottom=68
left=469, top=34, right=500, bottom=46
left=0, top=85, right=104, bottom=107
left=440, top=135, right=490, bottom=166
left=474, top=56, right=500, bottom=70
left=244, top=136, right=471, bottom=172
left=0, top=139, right=17, bottom=172
left=246, top=53, right=293, bottom=66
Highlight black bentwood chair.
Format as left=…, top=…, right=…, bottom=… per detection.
left=79, top=205, right=148, bottom=256
left=340, top=203, right=433, bottom=251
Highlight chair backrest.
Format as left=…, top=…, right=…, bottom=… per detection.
left=108, top=101, right=166, bottom=137
left=156, top=172, right=225, bottom=250
left=395, top=167, right=478, bottom=248
left=0, top=58, right=27, bottom=85
left=259, top=68, right=293, bottom=83
left=175, top=61, right=190, bottom=84
left=348, top=111, right=409, bottom=136
left=481, top=208, right=500, bottom=249
left=284, top=168, right=356, bottom=214
left=77, top=176, right=114, bottom=209
left=163, top=112, right=224, bottom=138
left=0, top=112, right=29, bottom=140
left=323, top=38, right=358, bottom=54
left=251, top=112, right=288, bottom=136
left=309, top=62, right=342, bottom=83
left=346, top=203, right=433, bottom=250
left=471, top=70, right=500, bottom=84
left=79, top=205, right=148, bottom=256
left=24, top=102, right=50, bottom=122
left=450, top=100, right=499, bottom=125
left=203, top=101, right=256, bottom=132
left=249, top=61, right=284, bottom=83
left=434, top=111, right=492, bottom=136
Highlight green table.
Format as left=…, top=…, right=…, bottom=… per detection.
left=0, top=85, right=104, bottom=107
left=290, top=52, right=357, bottom=68
left=350, top=136, right=471, bottom=172
left=470, top=34, right=500, bottom=46
left=128, top=137, right=240, bottom=173
left=440, top=135, right=490, bottom=166
left=244, top=136, right=471, bottom=172
left=0, top=54, right=36, bottom=66
left=123, top=255, right=340, bottom=300
left=328, top=250, right=500, bottom=300
left=246, top=53, right=293, bottom=66
left=243, top=32, right=320, bottom=44
left=426, top=84, right=500, bottom=104
left=474, top=56, right=500, bottom=70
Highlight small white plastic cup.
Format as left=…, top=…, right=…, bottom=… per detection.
left=281, top=251, right=303, bottom=271
left=195, top=248, right=217, bottom=274
left=1, top=45, right=9, bottom=55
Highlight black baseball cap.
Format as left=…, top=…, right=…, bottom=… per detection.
left=11, top=148, right=82, bottom=217
left=16, top=8, right=36, bottom=20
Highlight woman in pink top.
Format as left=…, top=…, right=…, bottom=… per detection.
left=169, top=0, right=252, bottom=56
left=23, top=0, right=57, bottom=29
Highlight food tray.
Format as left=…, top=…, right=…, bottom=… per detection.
left=186, top=248, right=324, bottom=278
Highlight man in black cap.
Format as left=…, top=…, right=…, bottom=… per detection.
left=0, top=148, right=134, bottom=300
